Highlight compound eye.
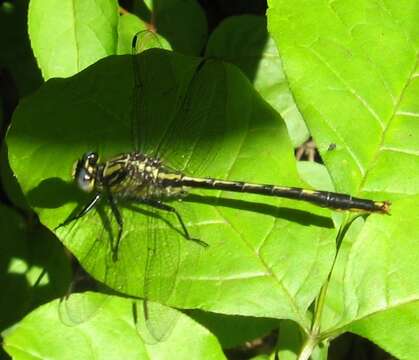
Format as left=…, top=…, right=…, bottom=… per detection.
left=76, top=167, right=95, bottom=193
left=85, top=151, right=98, bottom=165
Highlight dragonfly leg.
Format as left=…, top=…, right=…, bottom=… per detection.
left=55, top=193, right=102, bottom=230
left=107, top=192, right=124, bottom=261
left=144, top=199, right=208, bottom=247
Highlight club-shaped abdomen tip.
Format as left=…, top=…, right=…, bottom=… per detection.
left=376, top=200, right=391, bottom=214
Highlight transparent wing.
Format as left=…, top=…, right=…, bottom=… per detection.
left=152, top=59, right=227, bottom=176
left=141, top=301, right=180, bottom=343
left=58, top=290, right=108, bottom=326
left=143, top=208, right=180, bottom=305
left=131, top=299, right=181, bottom=344
left=56, top=201, right=118, bottom=326
left=131, top=33, right=227, bottom=176
left=140, top=201, right=204, bottom=342
left=131, top=30, right=165, bottom=152
left=142, top=205, right=180, bottom=342
left=132, top=30, right=164, bottom=54
left=129, top=33, right=219, bottom=341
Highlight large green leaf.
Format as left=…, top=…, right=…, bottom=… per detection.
left=268, top=0, right=419, bottom=358
left=0, top=0, right=42, bottom=95
left=24, top=0, right=207, bottom=82
left=2, top=293, right=224, bottom=360
left=28, top=0, right=119, bottom=79
left=0, top=203, right=71, bottom=332
left=321, top=196, right=419, bottom=357
left=206, top=15, right=309, bottom=147
left=134, top=0, right=207, bottom=56
left=7, top=50, right=337, bottom=330
left=268, top=0, right=419, bottom=197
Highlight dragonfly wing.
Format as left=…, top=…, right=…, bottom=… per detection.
left=153, top=59, right=228, bottom=176
left=129, top=33, right=214, bottom=341
left=131, top=30, right=170, bottom=152
left=132, top=30, right=165, bottom=54
left=142, top=301, right=180, bottom=343
left=140, top=200, right=204, bottom=342
left=58, top=290, right=108, bottom=326
left=131, top=34, right=228, bottom=176
left=56, top=201, right=119, bottom=326
left=141, top=204, right=181, bottom=341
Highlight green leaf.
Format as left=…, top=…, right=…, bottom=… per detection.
left=2, top=293, right=224, bottom=360
left=7, top=50, right=336, bottom=330
left=134, top=0, right=207, bottom=56
left=0, top=0, right=42, bottom=95
left=206, top=15, right=309, bottom=147
left=268, top=1, right=419, bottom=357
left=276, top=320, right=302, bottom=360
left=268, top=0, right=419, bottom=197
left=117, top=14, right=172, bottom=55
left=28, top=0, right=119, bottom=79
left=117, top=13, right=148, bottom=55
left=0, top=143, right=31, bottom=212
left=189, top=311, right=278, bottom=349
left=347, top=301, right=419, bottom=360
left=322, top=196, right=419, bottom=356
left=0, top=203, right=71, bottom=332
left=297, top=162, right=334, bottom=193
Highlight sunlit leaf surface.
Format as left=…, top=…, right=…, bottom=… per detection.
left=3, top=293, right=224, bottom=360
left=268, top=1, right=419, bottom=357
left=7, top=50, right=337, bottom=330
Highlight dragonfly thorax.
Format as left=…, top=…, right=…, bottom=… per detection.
left=77, top=152, right=188, bottom=201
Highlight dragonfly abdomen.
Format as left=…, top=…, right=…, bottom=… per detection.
left=174, top=175, right=390, bottom=214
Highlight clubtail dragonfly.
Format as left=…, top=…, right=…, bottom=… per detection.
left=69, top=147, right=389, bottom=257
left=57, top=31, right=390, bottom=339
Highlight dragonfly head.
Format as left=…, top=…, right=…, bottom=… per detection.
left=73, top=152, right=99, bottom=193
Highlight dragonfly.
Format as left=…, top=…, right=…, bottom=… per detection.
left=56, top=30, right=391, bottom=339
left=70, top=149, right=390, bottom=253
left=56, top=30, right=217, bottom=340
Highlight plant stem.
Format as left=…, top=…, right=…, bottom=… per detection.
left=301, top=213, right=353, bottom=358
left=298, top=334, right=317, bottom=360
